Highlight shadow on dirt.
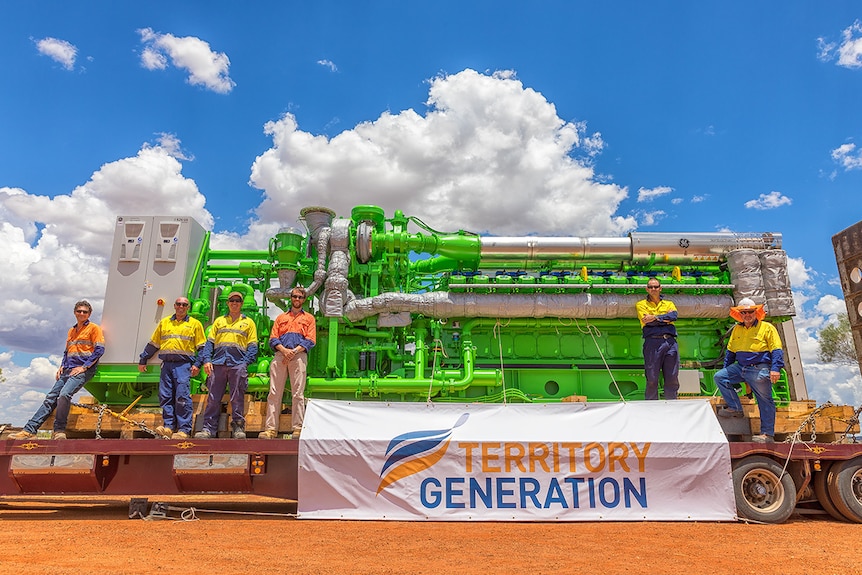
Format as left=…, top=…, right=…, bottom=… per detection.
left=0, top=495, right=297, bottom=521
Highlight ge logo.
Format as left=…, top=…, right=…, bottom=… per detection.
left=679, top=238, right=690, bottom=249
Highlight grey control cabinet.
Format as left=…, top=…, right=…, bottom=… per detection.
left=100, top=216, right=206, bottom=364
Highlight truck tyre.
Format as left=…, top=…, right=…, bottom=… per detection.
left=732, top=456, right=796, bottom=523
left=813, top=462, right=849, bottom=522
left=826, top=456, right=862, bottom=523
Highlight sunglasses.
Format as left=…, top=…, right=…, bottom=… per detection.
left=291, top=295, right=305, bottom=299
left=646, top=286, right=661, bottom=290
left=739, top=310, right=755, bottom=315
left=74, top=309, right=90, bottom=314
left=175, top=302, right=190, bottom=307
left=228, top=298, right=243, bottom=303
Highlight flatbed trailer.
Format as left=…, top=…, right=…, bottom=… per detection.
left=0, top=438, right=299, bottom=501
left=2, top=433, right=862, bottom=524
left=3, top=210, right=862, bottom=524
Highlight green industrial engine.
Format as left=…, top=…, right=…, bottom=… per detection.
left=87, top=206, right=797, bottom=406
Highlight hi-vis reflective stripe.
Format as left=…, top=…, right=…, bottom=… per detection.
left=217, top=328, right=247, bottom=337
left=164, top=334, right=195, bottom=342
left=69, top=339, right=97, bottom=346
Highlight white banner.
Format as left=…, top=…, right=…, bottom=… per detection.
left=298, top=399, right=736, bottom=521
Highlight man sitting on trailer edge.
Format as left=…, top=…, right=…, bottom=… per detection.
left=713, top=297, right=784, bottom=443
left=9, top=300, right=105, bottom=440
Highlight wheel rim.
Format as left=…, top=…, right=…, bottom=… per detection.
left=850, top=467, right=862, bottom=508
left=742, top=468, right=785, bottom=513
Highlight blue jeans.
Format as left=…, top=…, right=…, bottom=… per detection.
left=159, top=361, right=193, bottom=434
left=643, top=337, right=680, bottom=400
left=713, top=362, right=776, bottom=436
left=24, top=365, right=97, bottom=433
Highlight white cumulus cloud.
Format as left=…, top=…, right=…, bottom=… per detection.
left=744, top=191, right=792, bottom=210
left=317, top=59, right=338, bottom=72
left=0, top=137, right=211, bottom=351
left=781, top=258, right=862, bottom=406
left=638, top=210, right=666, bottom=226
left=138, top=27, right=235, bottom=93
left=637, top=186, right=673, bottom=202
left=249, top=69, right=634, bottom=238
left=818, top=20, right=862, bottom=69
left=34, top=37, right=77, bottom=70
left=831, top=142, right=862, bottom=170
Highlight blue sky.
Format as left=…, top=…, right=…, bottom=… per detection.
left=1, top=1, right=861, bottom=424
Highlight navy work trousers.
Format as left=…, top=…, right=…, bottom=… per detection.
left=643, top=337, right=680, bottom=400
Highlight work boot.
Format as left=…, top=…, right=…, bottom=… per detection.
left=231, top=422, right=246, bottom=439
left=194, top=429, right=214, bottom=439
left=751, top=434, right=775, bottom=443
left=8, top=430, right=35, bottom=440
left=172, top=431, right=189, bottom=440
left=155, top=425, right=172, bottom=438
left=717, top=407, right=744, bottom=418
left=52, top=431, right=67, bottom=440
left=258, top=429, right=278, bottom=439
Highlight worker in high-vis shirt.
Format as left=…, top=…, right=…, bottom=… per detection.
left=138, top=296, right=206, bottom=440
left=195, top=291, right=258, bottom=440
left=10, top=300, right=105, bottom=440
left=260, top=286, right=316, bottom=439
left=635, top=278, right=680, bottom=400
left=714, top=297, right=785, bottom=443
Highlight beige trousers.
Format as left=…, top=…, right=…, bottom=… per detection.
left=266, top=351, right=307, bottom=433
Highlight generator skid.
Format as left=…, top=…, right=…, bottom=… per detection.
left=86, top=205, right=800, bottom=408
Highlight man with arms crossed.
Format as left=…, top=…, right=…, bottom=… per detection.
left=635, top=278, right=680, bottom=400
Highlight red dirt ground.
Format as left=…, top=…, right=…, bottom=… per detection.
left=0, top=495, right=860, bottom=575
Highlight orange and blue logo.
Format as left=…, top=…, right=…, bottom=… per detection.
left=376, top=413, right=469, bottom=495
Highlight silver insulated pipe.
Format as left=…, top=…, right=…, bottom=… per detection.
left=478, top=232, right=782, bottom=265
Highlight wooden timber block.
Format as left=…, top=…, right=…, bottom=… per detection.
left=192, top=394, right=207, bottom=415
left=64, top=411, right=165, bottom=433
left=818, top=405, right=856, bottom=419
left=245, top=400, right=267, bottom=416
left=742, top=404, right=760, bottom=418
left=278, top=414, right=292, bottom=432
left=561, top=395, right=587, bottom=403
left=242, top=401, right=278, bottom=432
left=753, top=416, right=847, bottom=435
left=227, top=394, right=254, bottom=416
left=244, top=414, right=266, bottom=432
left=776, top=400, right=817, bottom=415
left=77, top=395, right=98, bottom=405
left=242, top=411, right=291, bottom=432
left=833, top=421, right=861, bottom=434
